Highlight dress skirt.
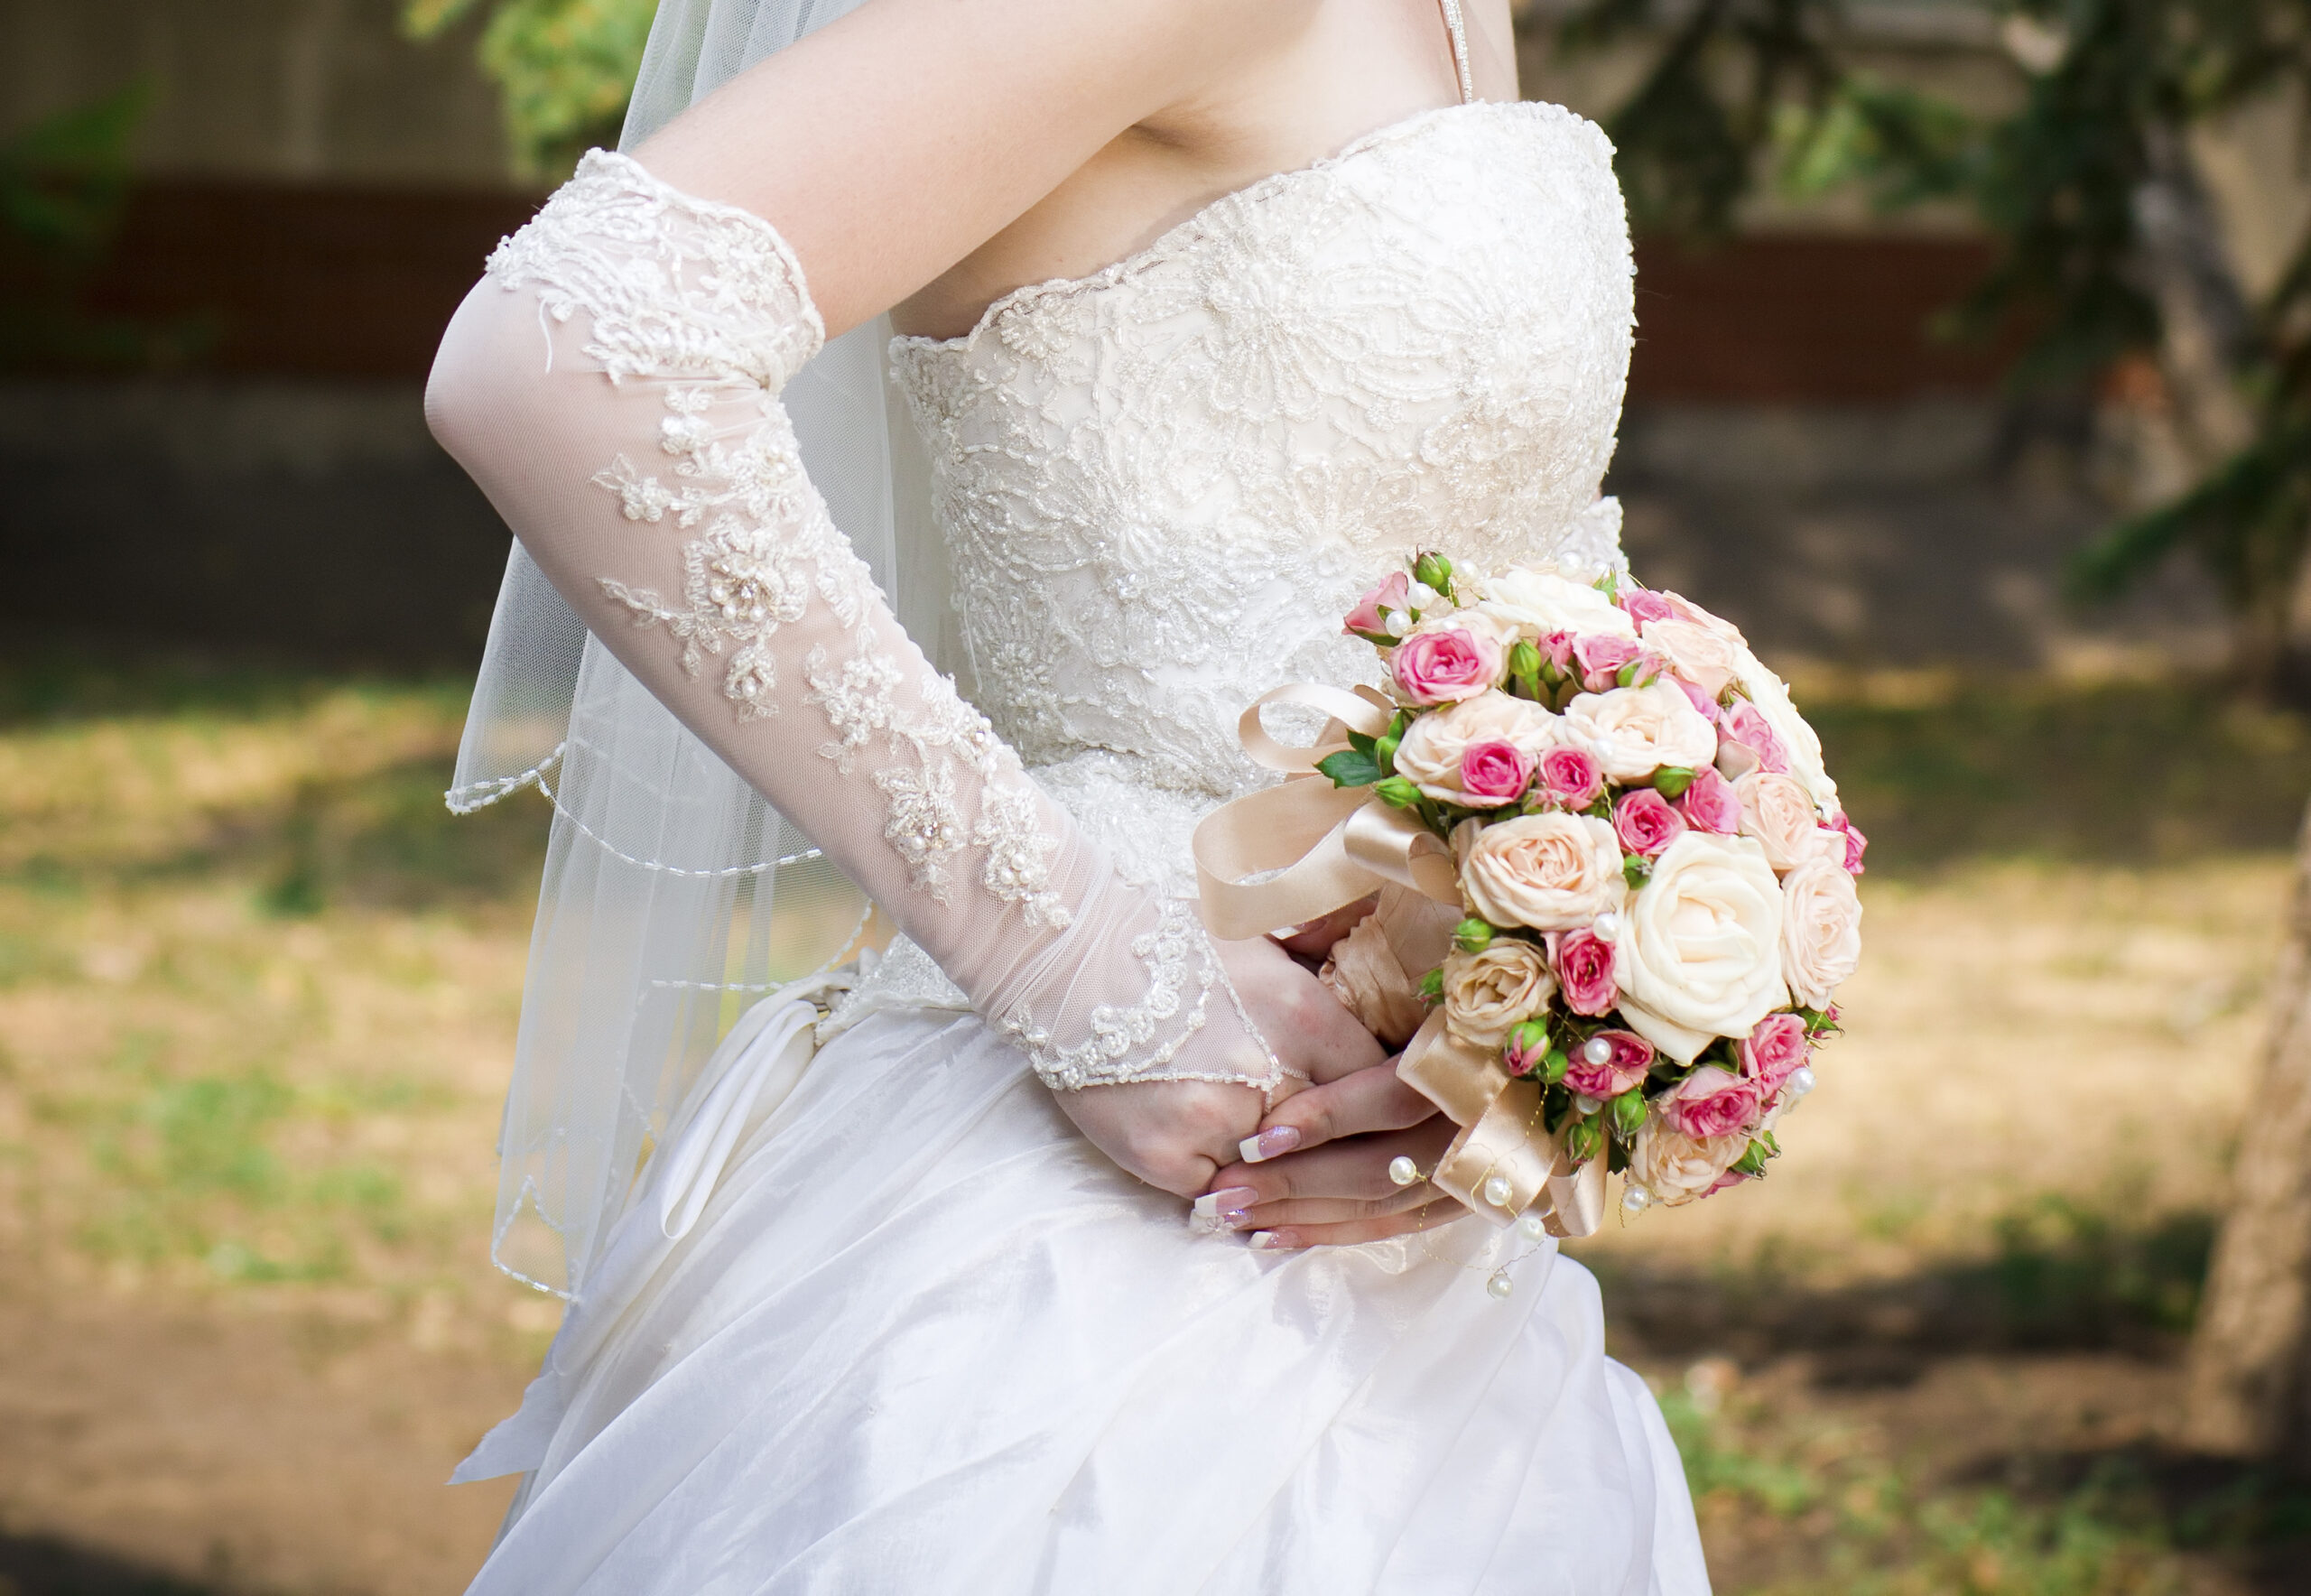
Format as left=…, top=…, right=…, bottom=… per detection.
left=459, top=1004, right=1712, bottom=1595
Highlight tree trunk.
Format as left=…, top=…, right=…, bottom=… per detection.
left=2183, top=794, right=2311, bottom=1463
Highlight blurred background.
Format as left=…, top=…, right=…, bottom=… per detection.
left=4, top=0, right=2311, bottom=1591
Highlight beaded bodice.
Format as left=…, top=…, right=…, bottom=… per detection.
left=888, top=101, right=1633, bottom=894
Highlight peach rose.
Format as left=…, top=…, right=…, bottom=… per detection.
left=1612, top=832, right=1789, bottom=1062
left=1780, top=855, right=1863, bottom=1008
left=1458, top=812, right=1627, bottom=933
left=1630, top=1118, right=1751, bottom=1208
left=1562, top=682, right=1720, bottom=784
left=1728, top=648, right=1838, bottom=812
left=1392, top=691, right=1560, bottom=803
left=1642, top=617, right=1741, bottom=700
left=1441, top=939, right=1557, bottom=1048
left=1734, top=771, right=1823, bottom=872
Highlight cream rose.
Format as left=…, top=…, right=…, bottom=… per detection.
left=1476, top=568, right=1635, bottom=644
left=1441, top=939, right=1557, bottom=1048
left=1733, top=771, right=1822, bottom=872
left=1780, top=854, right=1863, bottom=1007
left=1393, top=690, right=1562, bottom=802
left=1458, top=812, right=1626, bottom=932
left=1729, top=649, right=1837, bottom=812
left=1630, top=1119, right=1751, bottom=1208
left=1642, top=617, right=1740, bottom=700
left=1561, top=682, right=1719, bottom=784
left=1612, top=831, right=1788, bottom=1062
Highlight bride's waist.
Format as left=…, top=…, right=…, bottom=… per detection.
left=1026, top=749, right=1247, bottom=900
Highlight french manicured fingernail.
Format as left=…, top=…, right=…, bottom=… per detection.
left=1239, top=1126, right=1301, bottom=1164
left=1190, top=1187, right=1259, bottom=1229
left=1248, top=1229, right=1299, bottom=1252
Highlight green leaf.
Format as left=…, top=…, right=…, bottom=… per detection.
left=1345, top=729, right=1377, bottom=756
left=1315, top=748, right=1383, bottom=788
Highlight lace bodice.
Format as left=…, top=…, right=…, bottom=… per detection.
left=893, top=100, right=1632, bottom=884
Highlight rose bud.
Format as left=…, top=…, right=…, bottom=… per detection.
left=1374, top=775, right=1422, bottom=809
left=1827, top=810, right=1868, bottom=875
left=1717, top=700, right=1791, bottom=775
left=1504, top=1018, right=1552, bottom=1076
left=1610, top=1088, right=1647, bottom=1138
left=1613, top=788, right=1687, bottom=858
left=1392, top=627, right=1502, bottom=705
left=1563, top=1028, right=1654, bottom=1099
left=1344, top=571, right=1412, bottom=642
left=1459, top=740, right=1536, bottom=808
left=1453, top=916, right=1495, bottom=952
left=1508, top=638, right=1543, bottom=699
left=1657, top=1064, right=1765, bottom=1141
left=1620, top=587, right=1679, bottom=627
left=1573, top=633, right=1645, bottom=694
left=1536, top=746, right=1605, bottom=811
left=1740, top=1012, right=1810, bottom=1092
left=1553, top=926, right=1618, bottom=1016
left=1415, top=551, right=1454, bottom=594
left=1675, top=766, right=1742, bottom=834
left=1536, top=631, right=1577, bottom=683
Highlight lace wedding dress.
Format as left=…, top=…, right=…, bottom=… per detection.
left=436, top=85, right=1711, bottom=1596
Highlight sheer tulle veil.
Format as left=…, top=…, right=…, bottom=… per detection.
left=449, top=0, right=950, bottom=1297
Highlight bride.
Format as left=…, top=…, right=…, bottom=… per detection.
left=425, top=0, right=1709, bottom=1588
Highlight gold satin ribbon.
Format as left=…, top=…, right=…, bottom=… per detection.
left=1193, top=683, right=1607, bottom=1239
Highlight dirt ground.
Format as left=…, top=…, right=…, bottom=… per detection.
left=5, top=667, right=2310, bottom=1594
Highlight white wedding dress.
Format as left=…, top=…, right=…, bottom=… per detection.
left=450, top=95, right=1711, bottom=1596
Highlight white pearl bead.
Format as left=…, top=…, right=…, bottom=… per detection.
left=1486, top=1268, right=1515, bottom=1300
left=1384, top=610, right=1412, bottom=638
left=1388, top=1155, right=1420, bottom=1188
left=1786, top=1065, right=1817, bottom=1099
left=1592, top=912, right=1621, bottom=941
left=1516, top=1212, right=1549, bottom=1242
left=1481, top=1174, right=1514, bottom=1208
left=1573, top=1094, right=1601, bottom=1115
left=1582, top=1036, right=1613, bottom=1066
left=1622, top=1184, right=1653, bottom=1214
left=1406, top=580, right=1439, bottom=609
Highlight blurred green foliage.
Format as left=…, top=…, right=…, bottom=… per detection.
left=404, top=0, right=657, bottom=175
left=1550, top=0, right=2311, bottom=670
left=0, top=83, right=209, bottom=369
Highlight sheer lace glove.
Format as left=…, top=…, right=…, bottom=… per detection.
left=427, top=152, right=1290, bottom=1134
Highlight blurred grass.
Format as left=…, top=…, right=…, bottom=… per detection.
left=1805, top=671, right=2311, bottom=873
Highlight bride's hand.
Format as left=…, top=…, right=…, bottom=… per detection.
left=1191, top=1055, right=1471, bottom=1247
left=1053, top=935, right=1385, bottom=1198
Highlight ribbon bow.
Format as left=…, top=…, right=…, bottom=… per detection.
left=1193, top=685, right=1605, bottom=1238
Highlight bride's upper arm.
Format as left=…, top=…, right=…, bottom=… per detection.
left=634, top=0, right=1313, bottom=339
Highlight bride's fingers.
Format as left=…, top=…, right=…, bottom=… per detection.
left=1247, top=1202, right=1464, bottom=1251
left=1233, top=1183, right=1442, bottom=1227
left=1267, top=895, right=1378, bottom=964
left=1211, top=1118, right=1458, bottom=1208
left=1239, top=1061, right=1437, bottom=1161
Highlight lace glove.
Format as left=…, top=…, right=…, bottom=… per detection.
left=428, top=151, right=1280, bottom=1095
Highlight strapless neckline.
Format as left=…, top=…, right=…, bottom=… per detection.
left=892, top=99, right=1559, bottom=357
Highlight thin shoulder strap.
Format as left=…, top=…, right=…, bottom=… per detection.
left=1437, top=0, right=1476, bottom=105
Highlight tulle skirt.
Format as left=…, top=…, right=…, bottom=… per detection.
left=457, top=1003, right=1711, bottom=1594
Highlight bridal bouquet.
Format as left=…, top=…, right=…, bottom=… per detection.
left=1193, top=553, right=1863, bottom=1235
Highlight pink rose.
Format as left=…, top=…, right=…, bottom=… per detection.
left=1740, top=1012, right=1809, bottom=1092
left=1703, top=1168, right=1756, bottom=1198
left=1827, top=812, right=1868, bottom=875
left=1536, top=631, right=1578, bottom=680
left=1620, top=587, right=1680, bottom=627
left=1614, top=788, right=1687, bottom=858
left=1459, top=740, right=1534, bottom=807
left=1677, top=766, right=1742, bottom=834
left=1718, top=700, right=1790, bottom=775
left=1564, top=1028, right=1654, bottom=1099
left=1573, top=633, right=1648, bottom=693
left=1344, top=571, right=1411, bottom=638
left=1555, top=927, right=1618, bottom=1016
left=1503, top=1022, right=1549, bottom=1077
left=1670, top=675, right=1720, bottom=721
left=1392, top=627, right=1501, bottom=705
left=1536, top=746, right=1605, bottom=810
left=1658, top=1064, right=1764, bottom=1140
